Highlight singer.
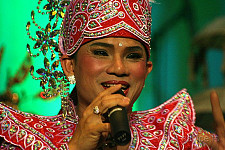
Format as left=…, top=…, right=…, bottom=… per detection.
left=0, top=0, right=225, bottom=149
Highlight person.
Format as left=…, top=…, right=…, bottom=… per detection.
left=0, top=0, right=225, bottom=149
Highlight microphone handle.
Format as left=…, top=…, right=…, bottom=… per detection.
left=107, top=89, right=131, bottom=145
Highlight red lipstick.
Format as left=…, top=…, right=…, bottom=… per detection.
left=101, top=80, right=130, bottom=96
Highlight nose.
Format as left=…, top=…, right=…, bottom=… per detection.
left=106, top=55, right=129, bottom=77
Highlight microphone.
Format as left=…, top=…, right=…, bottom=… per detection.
left=106, top=89, right=131, bottom=145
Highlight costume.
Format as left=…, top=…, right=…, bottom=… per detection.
left=0, top=89, right=214, bottom=149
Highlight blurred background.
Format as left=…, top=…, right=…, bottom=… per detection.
left=0, top=0, right=225, bottom=131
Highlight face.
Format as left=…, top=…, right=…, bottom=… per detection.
left=71, top=37, right=152, bottom=109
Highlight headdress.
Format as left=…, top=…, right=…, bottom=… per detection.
left=59, top=0, right=152, bottom=57
left=26, top=0, right=153, bottom=118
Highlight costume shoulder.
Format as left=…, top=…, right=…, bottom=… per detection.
left=0, top=101, right=78, bottom=150
left=129, top=89, right=213, bottom=150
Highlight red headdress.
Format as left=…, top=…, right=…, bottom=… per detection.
left=59, top=0, right=152, bottom=57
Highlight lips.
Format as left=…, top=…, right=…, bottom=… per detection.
left=101, top=80, right=130, bottom=96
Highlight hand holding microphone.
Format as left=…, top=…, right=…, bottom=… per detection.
left=103, top=89, right=131, bottom=145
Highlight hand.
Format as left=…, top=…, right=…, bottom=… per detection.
left=198, top=91, right=225, bottom=149
left=68, top=84, right=130, bottom=150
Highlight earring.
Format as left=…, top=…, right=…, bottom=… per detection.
left=68, top=75, right=76, bottom=84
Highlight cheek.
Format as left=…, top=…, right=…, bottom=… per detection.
left=78, top=55, right=105, bottom=76
left=129, top=61, right=147, bottom=79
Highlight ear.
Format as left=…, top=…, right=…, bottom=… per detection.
left=145, top=61, right=153, bottom=77
left=61, top=55, right=75, bottom=77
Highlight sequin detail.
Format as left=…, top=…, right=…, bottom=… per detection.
left=129, top=89, right=213, bottom=150
left=0, top=89, right=214, bottom=149
left=61, top=0, right=152, bottom=56
left=0, top=100, right=78, bottom=150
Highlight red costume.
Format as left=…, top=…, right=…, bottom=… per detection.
left=0, top=89, right=214, bottom=149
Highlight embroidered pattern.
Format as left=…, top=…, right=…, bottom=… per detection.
left=0, top=89, right=214, bottom=149
left=0, top=101, right=78, bottom=150
left=60, top=0, right=152, bottom=56
left=129, top=89, right=212, bottom=150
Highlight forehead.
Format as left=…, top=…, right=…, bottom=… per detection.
left=84, top=37, right=145, bottom=49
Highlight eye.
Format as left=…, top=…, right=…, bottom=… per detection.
left=93, top=50, right=109, bottom=56
left=126, top=53, right=143, bottom=59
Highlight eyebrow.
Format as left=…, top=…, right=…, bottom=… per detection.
left=90, top=42, right=144, bottom=53
left=90, top=42, right=114, bottom=48
left=125, top=46, right=144, bottom=52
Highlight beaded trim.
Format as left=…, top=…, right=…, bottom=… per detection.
left=128, top=89, right=213, bottom=150
left=0, top=102, right=78, bottom=149
left=61, top=0, right=152, bottom=56
left=0, top=90, right=214, bottom=149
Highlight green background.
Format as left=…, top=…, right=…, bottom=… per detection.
left=0, top=0, right=224, bottom=116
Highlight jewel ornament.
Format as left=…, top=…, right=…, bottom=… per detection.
left=26, top=0, right=73, bottom=120
left=68, top=75, right=76, bottom=84
left=27, top=0, right=71, bottom=100
left=93, top=106, right=100, bottom=115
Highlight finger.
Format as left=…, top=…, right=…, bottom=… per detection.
left=87, top=84, right=122, bottom=114
left=95, top=122, right=111, bottom=133
left=80, top=119, right=111, bottom=141
left=93, top=84, right=122, bottom=103
left=101, top=131, right=110, bottom=139
left=211, top=91, right=224, bottom=128
left=99, top=94, right=130, bottom=114
left=210, top=91, right=225, bottom=148
left=210, top=91, right=225, bottom=134
left=85, top=85, right=123, bottom=118
left=82, top=111, right=110, bottom=130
